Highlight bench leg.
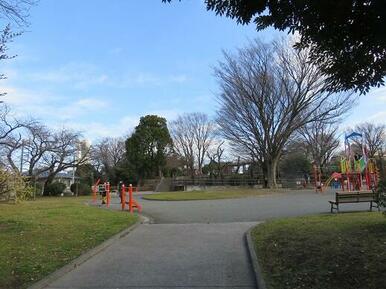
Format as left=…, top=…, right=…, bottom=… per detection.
left=374, top=201, right=381, bottom=212
left=370, top=201, right=381, bottom=212
left=330, top=203, right=339, bottom=213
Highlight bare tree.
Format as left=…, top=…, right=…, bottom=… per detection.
left=0, top=104, right=23, bottom=144
left=298, top=120, right=340, bottom=172
left=353, top=122, right=385, bottom=158
left=0, top=0, right=36, bottom=97
left=206, top=140, right=226, bottom=178
left=0, top=104, right=32, bottom=173
left=169, top=113, right=216, bottom=176
left=40, top=128, right=89, bottom=190
left=90, top=137, right=125, bottom=179
left=216, top=39, right=354, bottom=188
left=23, top=123, right=52, bottom=176
left=1, top=131, right=22, bottom=172
left=0, top=0, right=35, bottom=25
left=169, top=116, right=195, bottom=176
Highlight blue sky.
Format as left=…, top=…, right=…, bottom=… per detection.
left=1, top=0, right=385, bottom=142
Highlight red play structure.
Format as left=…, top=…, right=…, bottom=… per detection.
left=92, top=179, right=111, bottom=207
left=121, top=184, right=142, bottom=213
left=314, top=131, right=379, bottom=192
left=92, top=179, right=142, bottom=213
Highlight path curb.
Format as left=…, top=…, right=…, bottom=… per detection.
left=246, top=225, right=267, bottom=289
left=28, top=215, right=146, bottom=289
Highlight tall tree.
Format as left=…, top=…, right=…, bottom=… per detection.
left=90, top=137, right=125, bottom=182
left=354, top=122, right=385, bottom=158
left=75, top=163, right=98, bottom=186
left=206, top=140, right=226, bottom=179
left=40, top=128, right=89, bottom=190
left=298, top=119, right=340, bottom=172
left=126, top=115, right=172, bottom=180
left=23, top=123, right=52, bottom=177
left=165, top=0, right=385, bottom=94
left=216, top=39, right=353, bottom=188
left=169, top=112, right=215, bottom=176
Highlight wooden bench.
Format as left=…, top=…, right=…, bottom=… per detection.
left=329, top=191, right=380, bottom=213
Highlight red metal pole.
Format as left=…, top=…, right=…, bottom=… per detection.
left=121, top=184, right=125, bottom=210
left=92, top=178, right=101, bottom=204
left=129, top=184, right=133, bottom=213
left=106, top=182, right=110, bottom=207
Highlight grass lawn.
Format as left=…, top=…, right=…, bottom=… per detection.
left=251, top=212, right=386, bottom=289
left=142, top=188, right=287, bottom=201
left=0, top=197, right=137, bottom=289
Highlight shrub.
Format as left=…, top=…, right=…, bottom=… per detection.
left=0, top=169, right=33, bottom=202
left=70, top=183, right=92, bottom=196
left=44, top=182, right=66, bottom=196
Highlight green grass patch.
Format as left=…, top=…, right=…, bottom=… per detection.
left=0, top=197, right=137, bottom=289
left=143, top=188, right=286, bottom=201
left=251, top=212, right=386, bottom=289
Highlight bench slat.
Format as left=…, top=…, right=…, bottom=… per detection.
left=334, top=191, right=378, bottom=204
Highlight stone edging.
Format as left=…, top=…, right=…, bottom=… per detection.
left=28, top=215, right=147, bottom=289
left=246, top=226, right=267, bottom=289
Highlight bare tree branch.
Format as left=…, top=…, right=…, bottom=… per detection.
left=169, top=113, right=216, bottom=176
left=352, top=122, right=385, bottom=158
left=298, top=119, right=340, bottom=171
left=216, top=39, right=355, bottom=188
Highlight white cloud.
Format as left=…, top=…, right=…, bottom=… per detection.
left=27, top=62, right=110, bottom=90
left=25, top=62, right=189, bottom=89
left=362, top=85, right=386, bottom=103
left=1, top=85, right=110, bottom=122
left=168, top=74, right=188, bottom=83
left=64, top=109, right=181, bottom=141
left=367, top=111, right=386, bottom=124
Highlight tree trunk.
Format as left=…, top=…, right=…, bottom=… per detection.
left=266, top=157, right=279, bottom=189
left=43, top=174, right=56, bottom=196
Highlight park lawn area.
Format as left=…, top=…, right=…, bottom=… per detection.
left=251, top=212, right=386, bottom=289
left=0, top=197, right=138, bottom=289
left=142, top=188, right=286, bottom=201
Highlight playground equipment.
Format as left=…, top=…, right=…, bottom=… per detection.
left=121, top=184, right=142, bottom=213
left=91, top=180, right=142, bottom=213
left=91, top=179, right=111, bottom=207
left=327, top=131, right=379, bottom=192
left=92, top=179, right=100, bottom=203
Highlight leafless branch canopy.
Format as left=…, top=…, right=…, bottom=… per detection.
left=90, top=137, right=125, bottom=176
left=216, top=39, right=355, bottom=187
left=0, top=0, right=36, bottom=26
left=298, top=119, right=340, bottom=169
left=169, top=113, right=216, bottom=176
left=352, top=122, right=385, bottom=158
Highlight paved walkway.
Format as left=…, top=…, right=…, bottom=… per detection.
left=45, top=222, right=257, bottom=289
left=130, top=190, right=371, bottom=224
left=39, top=190, right=372, bottom=289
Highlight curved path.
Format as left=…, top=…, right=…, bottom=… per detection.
left=40, top=190, right=370, bottom=289
left=137, top=189, right=369, bottom=224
